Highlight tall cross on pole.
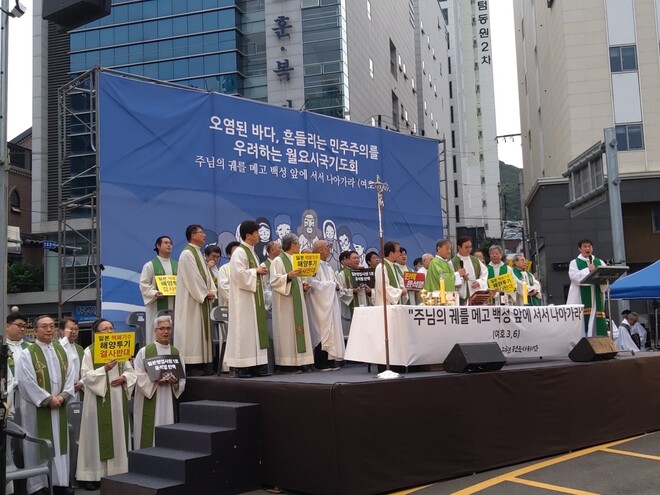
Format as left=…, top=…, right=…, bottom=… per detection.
left=368, top=176, right=401, bottom=379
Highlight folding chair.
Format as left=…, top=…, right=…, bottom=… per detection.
left=126, top=311, right=147, bottom=350
left=5, top=421, right=54, bottom=495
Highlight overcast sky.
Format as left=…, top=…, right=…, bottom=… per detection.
left=6, top=0, right=522, bottom=168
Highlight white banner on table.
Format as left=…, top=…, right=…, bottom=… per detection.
left=345, top=305, right=583, bottom=366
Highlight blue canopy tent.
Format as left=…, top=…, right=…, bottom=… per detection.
left=610, top=260, right=660, bottom=300
left=611, top=260, right=660, bottom=349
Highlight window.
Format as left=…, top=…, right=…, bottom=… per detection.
left=10, top=189, right=20, bottom=213
left=455, top=205, right=460, bottom=223
left=609, top=45, right=637, bottom=72
left=653, top=208, right=660, bottom=233
left=369, top=58, right=374, bottom=78
left=450, top=106, right=454, bottom=123
left=366, top=0, right=371, bottom=20
left=616, top=124, right=644, bottom=151
left=389, top=40, right=397, bottom=79
left=411, top=78, right=416, bottom=92
left=454, top=180, right=459, bottom=198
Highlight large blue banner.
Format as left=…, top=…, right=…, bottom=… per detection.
left=98, top=72, right=442, bottom=326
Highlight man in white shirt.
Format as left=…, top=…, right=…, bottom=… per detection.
left=451, top=236, right=487, bottom=304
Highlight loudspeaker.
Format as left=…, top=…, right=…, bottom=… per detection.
left=443, top=342, right=506, bottom=373
left=568, top=337, right=618, bottom=362
left=43, top=0, right=111, bottom=31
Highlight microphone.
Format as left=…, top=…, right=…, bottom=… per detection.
left=588, top=255, right=593, bottom=265
left=459, top=260, right=464, bottom=269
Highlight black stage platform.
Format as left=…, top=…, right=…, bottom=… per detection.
left=181, top=354, right=660, bottom=495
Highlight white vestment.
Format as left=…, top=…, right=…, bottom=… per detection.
left=225, top=242, right=269, bottom=368
left=374, top=260, right=406, bottom=305
left=567, top=255, right=607, bottom=337
left=7, top=339, right=28, bottom=419
left=270, top=254, right=314, bottom=366
left=456, top=255, right=488, bottom=300
left=16, top=341, right=76, bottom=493
left=76, top=348, right=136, bottom=481
left=613, top=320, right=639, bottom=352
left=513, top=269, right=542, bottom=306
left=59, top=337, right=84, bottom=401
left=174, top=244, right=216, bottom=364
left=217, top=263, right=231, bottom=307
left=306, top=261, right=346, bottom=361
left=133, top=342, right=186, bottom=449
left=335, top=269, right=369, bottom=338
left=140, top=256, right=176, bottom=345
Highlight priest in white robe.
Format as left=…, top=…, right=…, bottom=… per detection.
left=16, top=315, right=75, bottom=495
left=270, top=234, right=315, bottom=369
left=487, top=245, right=516, bottom=305
left=58, top=317, right=85, bottom=402
left=335, top=251, right=370, bottom=338
left=76, top=319, right=137, bottom=488
left=140, top=235, right=177, bottom=345
left=174, top=225, right=216, bottom=374
left=374, top=241, right=408, bottom=306
left=6, top=312, right=30, bottom=418
left=133, top=316, right=186, bottom=449
left=396, top=246, right=419, bottom=305
left=225, top=220, right=271, bottom=378
left=451, top=236, right=488, bottom=304
left=307, top=240, right=345, bottom=369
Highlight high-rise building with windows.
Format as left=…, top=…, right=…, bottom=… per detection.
left=439, top=0, right=501, bottom=242
left=514, top=0, right=660, bottom=303
left=24, top=0, right=453, bottom=316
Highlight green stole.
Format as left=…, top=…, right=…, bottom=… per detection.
left=384, top=260, right=399, bottom=288
left=239, top=244, right=269, bottom=349
left=151, top=257, right=178, bottom=313
left=8, top=340, right=30, bottom=375
left=279, top=253, right=307, bottom=353
left=90, top=345, right=129, bottom=461
left=183, top=245, right=212, bottom=348
left=424, top=257, right=456, bottom=292
left=264, top=259, right=271, bottom=269
left=28, top=341, right=69, bottom=458
left=512, top=267, right=542, bottom=306
left=575, top=257, right=608, bottom=336
left=487, top=264, right=508, bottom=279
left=140, top=343, right=180, bottom=449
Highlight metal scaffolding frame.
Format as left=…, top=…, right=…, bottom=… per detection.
left=57, top=68, right=101, bottom=322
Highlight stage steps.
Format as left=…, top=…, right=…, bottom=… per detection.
left=102, top=400, right=261, bottom=495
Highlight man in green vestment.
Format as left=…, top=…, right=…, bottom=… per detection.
left=174, top=225, right=217, bottom=376
left=487, top=245, right=516, bottom=305
left=424, top=238, right=460, bottom=293
left=140, top=235, right=177, bottom=346
left=567, top=239, right=608, bottom=337
left=512, top=253, right=542, bottom=306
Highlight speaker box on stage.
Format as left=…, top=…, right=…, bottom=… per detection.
left=443, top=342, right=506, bottom=373
left=568, top=337, right=618, bottom=362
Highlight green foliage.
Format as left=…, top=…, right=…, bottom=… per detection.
left=7, top=262, right=44, bottom=293
left=499, top=161, right=522, bottom=221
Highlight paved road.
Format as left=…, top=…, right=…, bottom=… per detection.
left=239, top=430, right=660, bottom=495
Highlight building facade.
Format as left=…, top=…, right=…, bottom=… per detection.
left=25, top=0, right=454, bottom=317
left=514, top=0, right=660, bottom=305
left=440, top=0, right=502, bottom=242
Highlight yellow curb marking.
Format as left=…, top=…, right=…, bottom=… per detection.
left=510, top=477, right=600, bottom=494
left=602, top=447, right=660, bottom=462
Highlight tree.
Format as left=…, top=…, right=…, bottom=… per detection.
left=7, top=262, right=44, bottom=293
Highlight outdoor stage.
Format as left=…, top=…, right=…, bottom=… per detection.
left=182, top=353, right=660, bottom=495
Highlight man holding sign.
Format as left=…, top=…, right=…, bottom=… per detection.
left=77, top=318, right=136, bottom=490
left=270, top=234, right=314, bottom=371
left=140, top=235, right=178, bottom=345
left=486, top=245, right=516, bottom=305
left=133, top=315, right=186, bottom=449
